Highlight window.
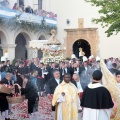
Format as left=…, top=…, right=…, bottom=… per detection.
left=19, top=0, right=24, bottom=6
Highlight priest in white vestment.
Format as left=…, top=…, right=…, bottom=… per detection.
left=81, top=70, right=114, bottom=120
left=52, top=73, right=81, bottom=120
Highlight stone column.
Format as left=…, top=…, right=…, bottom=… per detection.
left=0, top=44, right=16, bottom=61
left=42, top=0, right=46, bottom=10
left=27, top=48, right=38, bottom=59
left=25, top=45, right=35, bottom=60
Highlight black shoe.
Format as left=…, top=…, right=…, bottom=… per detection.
left=5, top=118, right=11, bottom=120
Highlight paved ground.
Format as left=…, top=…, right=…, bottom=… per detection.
left=0, top=111, right=82, bottom=120
left=0, top=97, right=82, bottom=120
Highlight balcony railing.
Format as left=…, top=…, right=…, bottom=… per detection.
left=0, top=6, right=57, bottom=27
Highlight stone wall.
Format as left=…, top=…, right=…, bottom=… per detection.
left=65, top=28, right=99, bottom=58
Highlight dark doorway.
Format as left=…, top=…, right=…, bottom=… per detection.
left=39, top=35, right=46, bottom=40
left=73, top=39, right=91, bottom=58
left=15, top=33, right=27, bottom=60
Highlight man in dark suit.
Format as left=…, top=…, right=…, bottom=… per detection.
left=6, top=60, right=13, bottom=73
left=79, top=56, right=94, bottom=89
left=16, top=61, right=25, bottom=87
left=37, top=63, right=48, bottom=94
left=71, top=62, right=81, bottom=76
left=71, top=74, right=83, bottom=93
left=109, top=63, right=118, bottom=75
left=60, top=62, right=71, bottom=80
left=46, top=70, right=62, bottom=94
left=46, top=70, right=62, bottom=111
left=47, top=62, right=56, bottom=79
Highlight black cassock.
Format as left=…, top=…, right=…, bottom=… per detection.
left=81, top=82, right=114, bottom=120
left=81, top=82, right=114, bottom=109
left=15, top=67, right=26, bottom=93
left=16, top=67, right=26, bottom=87
left=21, top=80, right=39, bottom=114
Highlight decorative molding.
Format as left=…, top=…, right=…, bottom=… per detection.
left=0, top=44, right=17, bottom=48
left=64, top=28, right=98, bottom=32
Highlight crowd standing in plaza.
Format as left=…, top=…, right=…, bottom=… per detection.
left=0, top=55, right=119, bottom=120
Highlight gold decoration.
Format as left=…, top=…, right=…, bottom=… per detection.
left=100, top=60, right=120, bottom=120
left=47, top=30, right=61, bottom=45
left=41, top=30, right=65, bottom=63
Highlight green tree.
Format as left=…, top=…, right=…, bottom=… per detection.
left=85, top=0, right=120, bottom=37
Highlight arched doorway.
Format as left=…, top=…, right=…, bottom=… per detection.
left=73, top=39, right=91, bottom=58
left=38, top=35, right=46, bottom=59
left=15, top=33, right=28, bottom=60
left=39, top=35, right=46, bottom=40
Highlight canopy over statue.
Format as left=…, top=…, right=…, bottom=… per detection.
left=29, top=30, right=66, bottom=63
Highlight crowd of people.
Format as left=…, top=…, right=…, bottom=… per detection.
left=0, top=0, right=57, bottom=20
left=0, top=55, right=119, bottom=120
left=12, top=3, right=57, bottom=20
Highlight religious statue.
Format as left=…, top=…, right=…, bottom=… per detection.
left=79, top=47, right=85, bottom=57
left=47, top=30, right=61, bottom=45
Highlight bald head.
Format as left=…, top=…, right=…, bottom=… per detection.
left=72, top=74, right=80, bottom=82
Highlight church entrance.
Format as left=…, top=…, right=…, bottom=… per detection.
left=73, top=39, right=91, bottom=58
left=15, top=33, right=27, bottom=60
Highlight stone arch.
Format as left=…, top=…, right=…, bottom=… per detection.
left=39, top=35, right=46, bottom=40
left=0, top=29, right=8, bottom=44
left=67, top=36, right=93, bottom=57
left=15, top=32, right=32, bottom=60
left=65, top=28, right=99, bottom=58
left=14, top=31, right=32, bottom=45
left=71, top=37, right=92, bottom=52
left=37, top=32, right=47, bottom=40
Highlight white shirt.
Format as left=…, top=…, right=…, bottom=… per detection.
left=55, top=79, right=60, bottom=84
left=65, top=68, right=67, bottom=73
left=85, top=67, right=87, bottom=71
left=118, top=83, right=120, bottom=89
left=76, top=81, right=83, bottom=92
left=42, top=69, right=44, bottom=78
left=74, top=67, right=79, bottom=74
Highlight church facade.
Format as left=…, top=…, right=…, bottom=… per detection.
left=50, top=0, right=120, bottom=59
left=0, top=0, right=120, bottom=61
left=64, top=18, right=99, bottom=58
left=0, top=0, right=56, bottom=61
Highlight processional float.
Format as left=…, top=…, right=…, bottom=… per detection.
left=29, top=30, right=66, bottom=63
